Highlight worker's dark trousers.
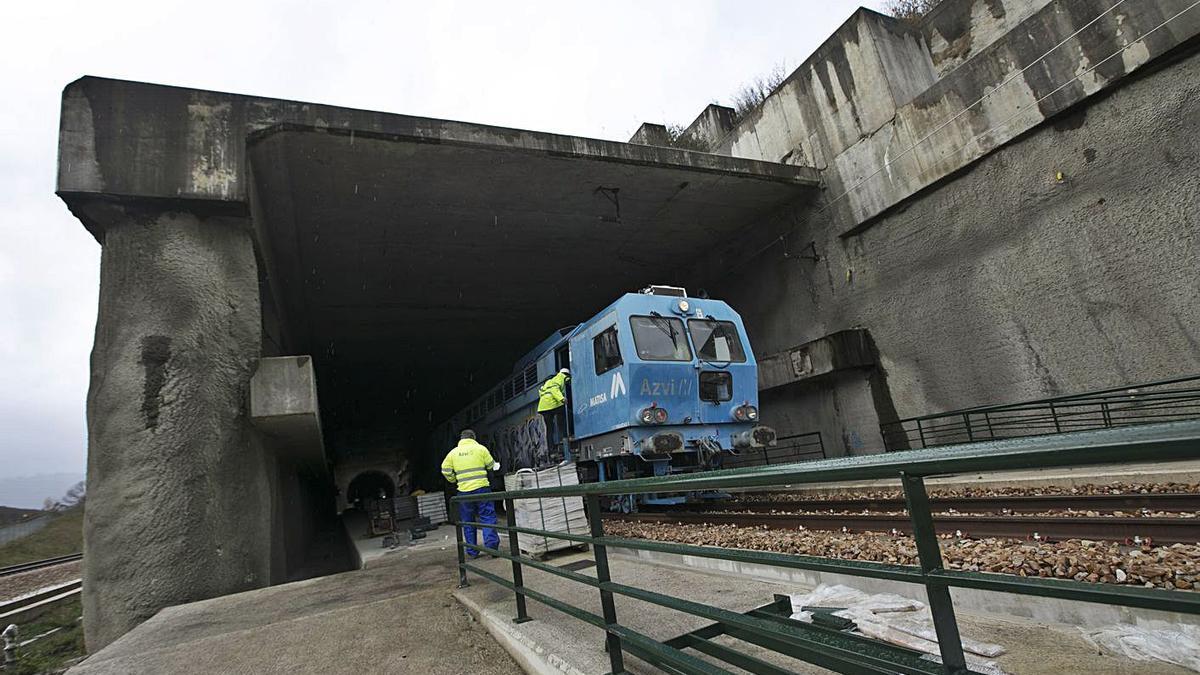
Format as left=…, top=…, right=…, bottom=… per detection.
left=540, top=407, right=566, bottom=456
left=458, top=487, right=500, bottom=556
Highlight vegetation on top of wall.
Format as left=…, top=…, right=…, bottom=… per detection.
left=884, top=0, right=943, bottom=20
left=729, top=63, right=789, bottom=121
left=664, top=123, right=711, bottom=151
left=663, top=62, right=790, bottom=151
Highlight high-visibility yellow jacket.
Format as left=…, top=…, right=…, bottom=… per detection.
left=441, top=438, right=496, bottom=492
left=537, top=372, right=570, bottom=412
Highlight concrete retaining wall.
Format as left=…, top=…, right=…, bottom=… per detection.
left=673, top=2, right=1200, bottom=455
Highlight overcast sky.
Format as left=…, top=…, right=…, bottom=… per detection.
left=0, top=0, right=884, bottom=489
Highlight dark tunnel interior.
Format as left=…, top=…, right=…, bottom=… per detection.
left=248, top=128, right=813, bottom=489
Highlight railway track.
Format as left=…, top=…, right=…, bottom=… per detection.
left=606, top=493, right=1200, bottom=544
left=0, top=554, right=84, bottom=621
left=0, top=553, right=82, bottom=578
left=658, top=492, right=1200, bottom=515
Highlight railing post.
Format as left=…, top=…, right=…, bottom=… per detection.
left=916, top=419, right=927, bottom=449
left=504, top=498, right=532, bottom=623
left=1101, top=400, right=1113, bottom=428
left=586, top=493, right=626, bottom=675
left=1050, top=402, right=1062, bottom=433
left=963, top=413, right=974, bottom=442
left=900, top=472, right=967, bottom=674
left=453, top=500, right=468, bottom=589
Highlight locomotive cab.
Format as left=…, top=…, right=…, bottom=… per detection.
left=566, top=287, right=775, bottom=501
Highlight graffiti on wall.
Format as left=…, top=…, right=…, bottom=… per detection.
left=485, top=414, right=548, bottom=470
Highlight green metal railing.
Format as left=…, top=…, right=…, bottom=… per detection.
left=452, top=420, right=1200, bottom=674
left=881, top=374, right=1200, bottom=451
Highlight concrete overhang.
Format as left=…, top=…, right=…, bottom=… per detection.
left=57, top=77, right=817, bottom=236
left=57, top=76, right=821, bottom=453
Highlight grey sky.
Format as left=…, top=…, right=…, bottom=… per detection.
left=0, top=0, right=883, bottom=483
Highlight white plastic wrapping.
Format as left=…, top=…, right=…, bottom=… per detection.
left=1082, top=623, right=1200, bottom=672
left=787, top=584, right=1007, bottom=671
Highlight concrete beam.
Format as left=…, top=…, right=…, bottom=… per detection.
left=758, top=329, right=878, bottom=391
left=250, top=356, right=326, bottom=473
left=57, top=77, right=818, bottom=241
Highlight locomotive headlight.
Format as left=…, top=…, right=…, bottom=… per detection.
left=639, top=406, right=669, bottom=425
left=677, top=299, right=690, bottom=313
left=733, top=405, right=758, bottom=422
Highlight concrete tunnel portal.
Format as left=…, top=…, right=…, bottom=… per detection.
left=57, top=76, right=818, bottom=648
left=246, top=124, right=819, bottom=486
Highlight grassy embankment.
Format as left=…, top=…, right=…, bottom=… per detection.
left=6, top=597, right=85, bottom=675
left=0, top=508, right=83, bottom=568
left=0, top=507, right=86, bottom=673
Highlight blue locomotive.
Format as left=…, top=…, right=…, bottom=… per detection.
left=431, top=286, right=775, bottom=509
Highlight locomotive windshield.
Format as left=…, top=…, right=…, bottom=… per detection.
left=688, top=319, right=747, bottom=363
left=630, top=315, right=692, bottom=361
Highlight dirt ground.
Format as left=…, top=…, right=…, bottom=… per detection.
left=68, top=546, right=520, bottom=674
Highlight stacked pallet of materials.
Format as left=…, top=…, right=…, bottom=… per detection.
left=504, top=463, right=588, bottom=557
left=416, top=492, right=449, bottom=525
left=393, top=495, right=417, bottom=521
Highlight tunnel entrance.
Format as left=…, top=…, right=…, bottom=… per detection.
left=248, top=125, right=816, bottom=491
left=345, top=471, right=395, bottom=511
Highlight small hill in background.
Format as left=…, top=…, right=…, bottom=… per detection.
left=0, top=506, right=83, bottom=567
left=0, top=505, right=43, bottom=526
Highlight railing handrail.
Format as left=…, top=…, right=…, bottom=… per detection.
left=452, top=419, right=1200, bottom=674
left=884, top=374, right=1200, bottom=426
left=456, top=420, right=1200, bottom=501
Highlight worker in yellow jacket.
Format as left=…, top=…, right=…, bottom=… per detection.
left=537, top=368, right=571, bottom=460
left=441, top=430, right=500, bottom=557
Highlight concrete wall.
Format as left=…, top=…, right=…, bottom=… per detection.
left=81, top=208, right=272, bottom=650
left=685, top=10, right=1200, bottom=453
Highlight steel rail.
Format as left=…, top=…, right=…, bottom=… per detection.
left=661, top=492, right=1200, bottom=515
left=0, top=580, right=82, bottom=622
left=0, top=553, right=83, bottom=578
left=606, top=510, right=1200, bottom=544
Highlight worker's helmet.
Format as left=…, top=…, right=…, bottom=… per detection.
left=559, top=368, right=571, bottom=376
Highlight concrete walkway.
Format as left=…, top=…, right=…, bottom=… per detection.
left=68, top=538, right=518, bottom=675
left=455, top=548, right=1189, bottom=674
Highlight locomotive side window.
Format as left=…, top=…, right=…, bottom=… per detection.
left=593, top=326, right=623, bottom=374
left=699, top=371, right=733, bottom=402
left=630, top=316, right=692, bottom=361
left=688, top=319, right=747, bottom=363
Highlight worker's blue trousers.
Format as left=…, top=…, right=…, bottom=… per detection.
left=458, top=487, right=500, bottom=556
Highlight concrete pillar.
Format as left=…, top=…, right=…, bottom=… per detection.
left=82, top=206, right=271, bottom=650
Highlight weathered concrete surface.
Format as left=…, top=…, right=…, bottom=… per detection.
left=705, top=1, right=1200, bottom=229
left=702, top=44, right=1200, bottom=453
left=68, top=543, right=519, bottom=675
left=83, top=209, right=270, bottom=651
left=250, top=355, right=325, bottom=470
left=57, top=77, right=815, bottom=221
